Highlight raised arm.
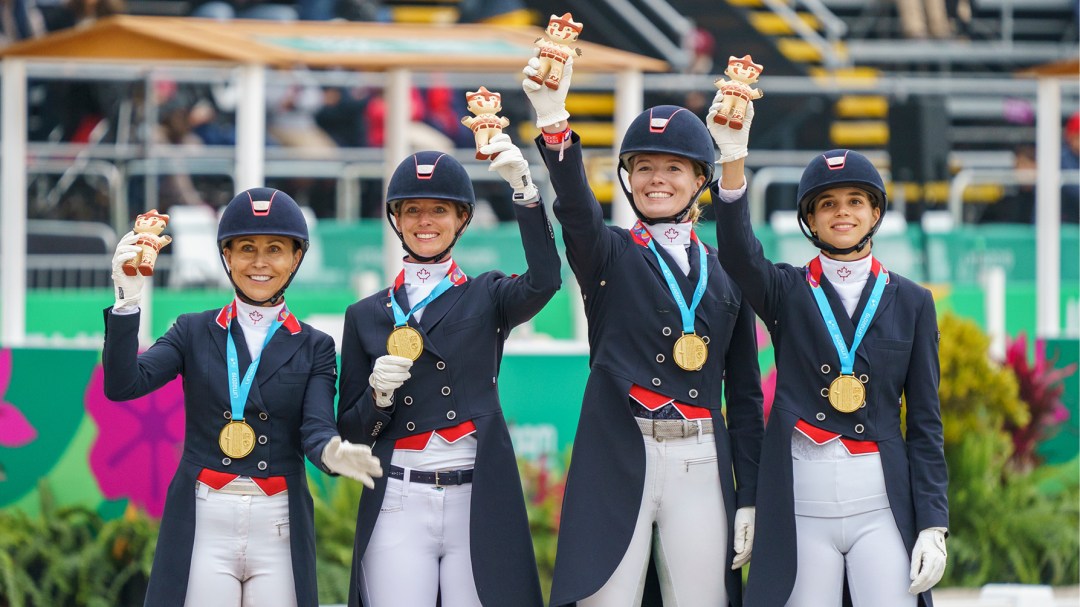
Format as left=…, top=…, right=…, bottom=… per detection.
left=482, top=135, right=562, bottom=329
left=522, top=56, right=620, bottom=285
left=708, top=97, right=792, bottom=327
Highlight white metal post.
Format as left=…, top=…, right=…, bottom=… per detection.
left=612, top=69, right=644, bottom=228
left=382, top=68, right=410, bottom=284
left=1035, top=78, right=1062, bottom=338
left=235, top=64, right=267, bottom=192
left=2, top=59, right=28, bottom=347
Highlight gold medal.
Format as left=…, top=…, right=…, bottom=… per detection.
left=387, top=326, right=424, bottom=361
left=828, top=375, right=865, bottom=413
left=673, top=333, right=708, bottom=371
left=219, top=420, right=255, bottom=458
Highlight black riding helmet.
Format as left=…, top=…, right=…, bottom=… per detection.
left=796, top=149, right=887, bottom=256
left=617, top=105, right=715, bottom=225
left=217, top=187, right=309, bottom=306
left=385, top=151, right=475, bottom=263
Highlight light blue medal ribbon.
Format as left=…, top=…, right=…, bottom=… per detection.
left=389, top=273, right=456, bottom=328
left=646, top=238, right=709, bottom=335
left=808, top=268, right=888, bottom=376
left=226, top=305, right=284, bottom=422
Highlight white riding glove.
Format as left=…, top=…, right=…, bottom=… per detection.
left=369, top=354, right=413, bottom=408
left=522, top=56, right=573, bottom=128
left=908, top=527, right=948, bottom=594
left=483, top=134, right=539, bottom=204
left=731, top=506, right=756, bottom=569
left=708, top=95, right=754, bottom=164
left=321, top=436, right=382, bottom=489
left=111, top=231, right=144, bottom=313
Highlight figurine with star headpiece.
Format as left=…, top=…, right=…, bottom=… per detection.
left=526, top=12, right=583, bottom=91
left=123, top=209, right=172, bottom=277
left=712, top=54, right=764, bottom=130
left=461, top=87, right=511, bottom=160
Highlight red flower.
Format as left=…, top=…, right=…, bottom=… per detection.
left=85, top=365, right=186, bottom=517
left=1003, top=333, right=1076, bottom=467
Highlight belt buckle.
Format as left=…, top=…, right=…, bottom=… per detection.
left=434, top=471, right=443, bottom=488
left=651, top=420, right=664, bottom=441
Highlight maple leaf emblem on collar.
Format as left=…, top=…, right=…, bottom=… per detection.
left=837, top=266, right=852, bottom=281
left=417, top=268, right=431, bottom=283
left=248, top=310, right=264, bottom=324
left=664, top=227, right=679, bottom=242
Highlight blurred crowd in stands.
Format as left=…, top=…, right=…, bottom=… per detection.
left=0, top=0, right=1076, bottom=226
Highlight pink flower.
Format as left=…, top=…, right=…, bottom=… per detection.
left=762, top=368, right=776, bottom=422
left=85, top=365, right=186, bottom=518
left=0, top=349, right=36, bottom=447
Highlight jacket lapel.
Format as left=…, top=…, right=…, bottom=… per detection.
left=255, top=326, right=308, bottom=388
left=418, top=283, right=467, bottom=334
left=817, top=278, right=857, bottom=346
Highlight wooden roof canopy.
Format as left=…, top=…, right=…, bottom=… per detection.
left=0, top=15, right=669, bottom=72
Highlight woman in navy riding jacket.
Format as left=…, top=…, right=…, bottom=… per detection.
left=336, top=140, right=561, bottom=607
left=708, top=95, right=949, bottom=607
left=523, top=54, right=764, bottom=607
left=103, top=188, right=382, bottom=607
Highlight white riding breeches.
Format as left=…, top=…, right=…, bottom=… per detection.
left=581, top=431, right=728, bottom=607
left=359, top=473, right=481, bottom=607
left=786, top=452, right=915, bottom=607
left=184, top=482, right=296, bottom=607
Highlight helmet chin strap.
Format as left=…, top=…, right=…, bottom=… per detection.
left=619, top=168, right=710, bottom=225
left=389, top=211, right=472, bottom=264
left=799, top=214, right=883, bottom=257
left=218, top=249, right=304, bottom=307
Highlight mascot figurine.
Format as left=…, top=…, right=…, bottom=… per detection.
left=123, top=209, right=172, bottom=277
left=461, top=87, right=511, bottom=160
left=711, top=54, right=764, bottom=130
left=527, top=12, right=583, bottom=91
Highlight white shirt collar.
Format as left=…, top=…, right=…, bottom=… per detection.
left=818, top=253, right=872, bottom=286
left=643, top=221, right=692, bottom=247
left=235, top=298, right=284, bottom=330
left=403, top=259, right=452, bottom=287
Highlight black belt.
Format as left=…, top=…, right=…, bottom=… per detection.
left=388, top=465, right=473, bottom=487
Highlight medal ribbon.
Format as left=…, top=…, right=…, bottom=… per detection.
left=805, top=258, right=888, bottom=375
left=226, top=302, right=285, bottom=422
left=388, top=262, right=465, bottom=328
left=639, top=223, right=708, bottom=334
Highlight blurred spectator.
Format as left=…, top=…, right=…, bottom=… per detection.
left=981, top=144, right=1035, bottom=224
left=363, top=87, right=454, bottom=151
left=895, top=0, right=951, bottom=39
left=189, top=0, right=297, bottom=21
left=0, top=0, right=45, bottom=47
left=316, top=86, right=371, bottom=147
left=266, top=68, right=337, bottom=153
left=1062, top=111, right=1079, bottom=223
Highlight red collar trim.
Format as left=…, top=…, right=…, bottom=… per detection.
left=215, top=301, right=301, bottom=335
left=631, top=221, right=699, bottom=248
left=805, top=256, right=886, bottom=287
left=392, top=261, right=467, bottom=292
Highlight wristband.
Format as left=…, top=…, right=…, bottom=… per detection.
left=542, top=124, right=572, bottom=146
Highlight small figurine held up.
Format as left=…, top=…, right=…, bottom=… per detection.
left=461, top=87, right=511, bottom=161
left=712, top=55, right=764, bottom=130
left=526, top=12, right=583, bottom=91
left=123, top=209, right=171, bottom=277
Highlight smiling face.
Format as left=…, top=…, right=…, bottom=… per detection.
left=628, top=153, right=707, bottom=221
left=222, top=235, right=302, bottom=305
left=806, top=186, right=881, bottom=259
left=394, top=199, right=470, bottom=262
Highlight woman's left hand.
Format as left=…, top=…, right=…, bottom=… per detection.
left=908, top=527, right=947, bottom=594
left=731, top=506, right=756, bottom=569
left=322, top=436, right=383, bottom=489
left=484, top=134, right=539, bottom=204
